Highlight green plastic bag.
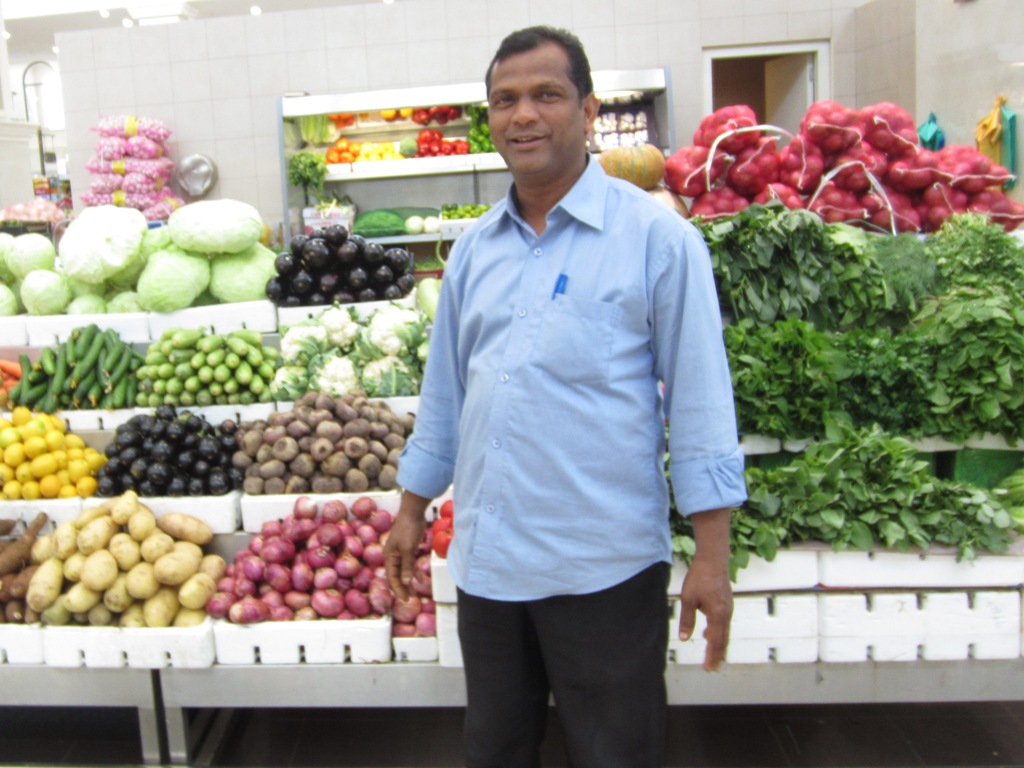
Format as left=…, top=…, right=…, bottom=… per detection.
left=918, top=112, right=945, bottom=150
left=1001, top=103, right=1017, bottom=189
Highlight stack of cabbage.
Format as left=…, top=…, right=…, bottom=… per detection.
left=0, top=200, right=275, bottom=317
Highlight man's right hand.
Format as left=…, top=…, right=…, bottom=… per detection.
left=383, top=491, right=431, bottom=601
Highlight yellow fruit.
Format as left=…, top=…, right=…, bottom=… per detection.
left=3, top=442, right=26, bottom=467
left=20, top=480, right=41, bottom=500
left=29, top=453, right=58, bottom=479
left=67, top=447, right=84, bottom=461
left=15, top=462, right=34, bottom=484
left=76, top=476, right=98, bottom=498
left=39, top=474, right=61, bottom=499
left=45, top=430, right=65, bottom=452
left=84, top=450, right=106, bottom=472
left=0, top=464, right=13, bottom=484
left=0, top=418, right=12, bottom=430
left=51, top=450, right=68, bottom=470
left=18, top=419, right=47, bottom=440
left=56, top=469, right=70, bottom=486
left=0, top=426, right=20, bottom=449
left=10, top=406, right=32, bottom=427
left=67, top=459, right=91, bottom=483
left=22, top=435, right=47, bottom=460
left=2, top=479, right=22, bottom=499
left=64, top=434, right=85, bottom=451
left=47, top=415, right=66, bottom=433
left=58, top=485, right=79, bottom=499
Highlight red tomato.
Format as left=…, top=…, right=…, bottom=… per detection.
left=439, top=499, right=454, bottom=520
left=431, top=517, right=453, bottom=558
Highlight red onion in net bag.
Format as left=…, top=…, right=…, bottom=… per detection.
left=96, top=136, right=128, bottom=161
left=860, top=187, right=921, bottom=233
left=664, top=145, right=731, bottom=197
left=125, top=135, right=166, bottom=160
left=800, top=101, right=862, bottom=155
left=917, top=182, right=969, bottom=232
left=967, top=189, right=1024, bottom=232
left=808, top=182, right=868, bottom=224
left=830, top=143, right=889, bottom=193
left=85, top=156, right=175, bottom=179
left=689, top=186, right=751, bottom=219
left=693, top=104, right=760, bottom=154
left=859, top=102, right=919, bottom=158
left=778, top=134, right=825, bottom=194
left=753, top=182, right=805, bottom=210
left=93, top=114, right=173, bottom=141
left=885, top=147, right=942, bottom=192
left=726, top=136, right=780, bottom=196
left=937, top=145, right=1014, bottom=194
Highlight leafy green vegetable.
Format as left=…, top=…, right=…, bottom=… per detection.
left=352, top=209, right=408, bottom=238
left=0, top=283, right=18, bottom=316
left=20, top=268, right=71, bottom=315
left=65, top=294, right=107, bottom=314
left=57, top=205, right=147, bottom=286
left=7, top=233, right=56, bottom=280
left=167, top=199, right=264, bottom=255
left=106, top=290, right=142, bottom=314
left=0, top=232, right=17, bottom=283
left=135, top=246, right=211, bottom=313
left=867, top=232, right=944, bottom=330
left=209, top=242, right=278, bottom=303
left=288, top=151, right=327, bottom=199
left=926, top=212, right=1024, bottom=297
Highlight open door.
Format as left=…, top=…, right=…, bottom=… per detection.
left=765, top=53, right=814, bottom=133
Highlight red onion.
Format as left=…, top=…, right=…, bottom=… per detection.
left=229, top=596, right=270, bottom=624
left=233, top=549, right=255, bottom=562
left=368, top=583, right=393, bottom=615
left=352, top=565, right=374, bottom=592
left=391, top=595, right=422, bottom=624
left=373, top=567, right=388, bottom=581
left=224, top=563, right=236, bottom=578
left=335, top=577, right=353, bottom=592
left=283, top=590, right=312, bottom=610
left=296, top=517, right=320, bottom=541
left=337, top=520, right=355, bottom=539
left=305, top=531, right=322, bottom=550
left=233, top=576, right=258, bottom=598
left=320, top=499, right=348, bottom=522
left=306, top=545, right=336, bottom=570
left=415, top=612, right=437, bottom=637
left=416, top=554, right=431, bottom=576
left=291, top=562, right=314, bottom=592
left=337, top=610, right=356, bottom=621
left=281, top=516, right=308, bottom=543
left=368, top=508, right=393, bottom=534
left=334, top=552, right=361, bottom=579
left=412, top=573, right=433, bottom=598
left=240, top=556, right=266, bottom=582
left=420, top=598, right=436, bottom=614
left=217, top=576, right=236, bottom=594
left=266, top=563, right=292, bottom=593
left=356, top=523, right=378, bottom=546
left=392, top=621, right=417, bottom=637
left=344, top=588, right=371, bottom=617
left=269, top=605, right=294, bottom=622
left=250, top=535, right=266, bottom=556
left=293, top=550, right=309, bottom=566
left=313, top=566, right=339, bottom=589
left=343, top=535, right=364, bottom=559
left=260, top=589, right=284, bottom=608
left=294, top=606, right=319, bottom=621
left=292, top=495, right=319, bottom=520
left=362, top=542, right=385, bottom=568
left=311, top=588, right=345, bottom=618
left=205, top=591, right=236, bottom=618
left=316, top=522, right=344, bottom=548
left=350, top=496, right=377, bottom=521
left=261, top=536, right=296, bottom=565
left=261, top=519, right=283, bottom=537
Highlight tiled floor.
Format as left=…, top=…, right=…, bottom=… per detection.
left=3, top=701, right=1024, bottom=767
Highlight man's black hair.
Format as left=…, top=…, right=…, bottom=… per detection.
left=485, top=26, right=594, bottom=101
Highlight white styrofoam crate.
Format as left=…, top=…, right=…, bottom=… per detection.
left=0, top=623, right=45, bottom=665
left=120, top=618, right=216, bottom=668
left=817, top=549, right=1024, bottom=589
left=436, top=603, right=462, bottom=668
left=430, top=553, right=457, bottom=604
left=59, top=408, right=135, bottom=432
left=148, top=300, right=277, bottom=338
left=740, top=434, right=782, bottom=455
left=240, top=490, right=400, bottom=532
left=276, top=293, right=416, bottom=329
left=907, top=435, right=964, bottom=452
left=381, top=396, right=419, bottom=418
left=213, top=616, right=392, bottom=664
left=42, top=624, right=125, bottom=667
left=963, top=433, right=1024, bottom=451
left=439, top=218, right=478, bottom=237
left=0, top=315, right=28, bottom=345
left=0, top=497, right=83, bottom=526
left=782, top=438, right=811, bottom=453
left=27, top=313, right=152, bottom=346
left=143, top=490, right=242, bottom=534
left=667, top=593, right=819, bottom=665
left=818, top=590, right=1022, bottom=662
left=392, top=635, right=439, bottom=662
left=669, top=549, right=819, bottom=594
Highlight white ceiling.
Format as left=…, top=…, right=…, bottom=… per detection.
left=1, top=0, right=374, bottom=64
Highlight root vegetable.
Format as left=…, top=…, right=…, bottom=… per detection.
left=239, top=556, right=265, bottom=582
left=284, top=590, right=312, bottom=610
left=80, top=549, right=120, bottom=592
left=30, top=534, right=54, bottom=565
left=88, top=604, right=114, bottom=627
left=311, top=475, right=343, bottom=494
left=26, top=557, right=64, bottom=612
left=415, top=612, right=437, bottom=637
left=103, top=574, right=133, bottom=613
left=205, top=591, right=235, bottom=618
left=63, top=551, right=87, bottom=582
left=292, top=562, right=314, bottom=592
left=126, top=561, right=161, bottom=600
left=9, top=564, right=38, bottom=600
left=228, top=595, right=269, bottom=624
left=306, top=545, right=336, bottom=570
left=334, top=400, right=359, bottom=422
left=343, top=535, right=364, bottom=560
left=294, top=605, right=318, bottom=621
left=352, top=566, right=373, bottom=592
left=308, top=409, right=334, bottom=428
left=313, top=567, right=338, bottom=589
left=392, top=595, right=422, bottom=623
left=5, top=599, right=25, bottom=623
left=358, top=453, right=382, bottom=480
left=321, top=500, right=348, bottom=522
left=143, top=586, right=180, bottom=628
left=315, top=420, right=344, bottom=443
left=343, top=418, right=372, bottom=439
left=52, top=521, right=79, bottom=560
left=334, top=552, right=361, bottom=579
left=368, top=583, right=393, bottom=615
left=156, top=512, right=213, bottom=546
left=284, top=476, right=311, bottom=494
left=77, top=516, right=120, bottom=555
left=41, top=596, right=71, bottom=626
left=269, top=605, right=294, bottom=621
left=263, top=477, right=286, bottom=494
left=356, top=524, right=378, bottom=546
left=286, top=420, right=311, bottom=439
left=344, top=588, right=370, bottom=617
left=362, top=543, right=385, bottom=568
left=128, top=508, right=157, bottom=542
left=378, top=465, right=399, bottom=490
left=263, top=425, right=288, bottom=446
left=311, top=587, right=345, bottom=617
left=199, top=554, right=227, bottom=582
left=322, top=452, right=352, bottom=478
left=243, top=476, right=265, bottom=494
left=343, top=436, right=369, bottom=460
left=64, top=582, right=102, bottom=614
left=173, top=608, right=208, bottom=627
left=232, top=450, right=254, bottom=470
left=108, top=533, right=142, bottom=572
left=272, top=436, right=300, bottom=462
left=255, top=444, right=274, bottom=464
left=178, top=572, right=217, bottom=610
left=241, top=430, right=264, bottom=457
left=310, top=437, right=334, bottom=462
left=140, top=531, right=176, bottom=563
left=289, top=452, right=316, bottom=478
left=265, top=562, right=292, bottom=593
left=260, top=459, right=287, bottom=480
left=392, top=621, right=416, bottom=637
left=119, top=603, right=146, bottom=627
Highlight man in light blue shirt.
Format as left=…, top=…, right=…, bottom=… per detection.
left=385, top=25, right=747, bottom=768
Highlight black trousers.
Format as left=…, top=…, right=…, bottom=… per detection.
left=456, top=562, right=671, bottom=768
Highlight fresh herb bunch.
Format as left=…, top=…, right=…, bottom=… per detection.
left=926, top=212, right=1024, bottom=297
left=867, top=232, right=944, bottom=330
left=287, top=151, right=327, bottom=199
left=907, top=285, right=1024, bottom=443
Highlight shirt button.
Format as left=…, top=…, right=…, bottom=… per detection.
left=500, top=373, right=509, bottom=382
left=492, top=439, right=501, bottom=449
left=533, top=248, right=542, bottom=256
left=486, top=504, right=495, bottom=513
left=517, top=308, right=527, bottom=318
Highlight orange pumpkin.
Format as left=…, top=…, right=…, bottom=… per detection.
left=597, top=144, right=666, bottom=190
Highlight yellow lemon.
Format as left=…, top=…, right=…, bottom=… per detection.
left=66, top=447, right=84, bottom=462
left=29, top=453, right=58, bottom=479
left=0, top=418, right=12, bottom=431
left=58, top=485, right=79, bottom=499
left=47, top=415, right=66, bottom=433
left=64, top=434, right=85, bottom=451
left=10, top=406, right=32, bottom=427
left=44, top=430, right=65, bottom=452
left=0, top=426, right=20, bottom=449
left=75, top=476, right=98, bottom=498
left=55, top=469, right=70, bottom=486
left=51, top=450, right=68, bottom=470
left=0, top=464, right=13, bottom=484
left=15, top=462, right=34, bottom=484
left=18, top=419, right=48, bottom=440
left=20, top=480, right=41, bottom=500
left=2, top=479, right=22, bottom=499
left=38, top=474, right=61, bottom=499
left=22, top=435, right=47, bottom=460
left=67, top=458, right=91, bottom=483
left=3, top=442, right=26, bottom=467
left=84, top=449, right=106, bottom=472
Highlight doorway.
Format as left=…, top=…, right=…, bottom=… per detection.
left=703, top=42, right=830, bottom=136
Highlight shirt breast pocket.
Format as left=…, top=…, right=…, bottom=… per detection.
left=532, top=295, right=621, bottom=384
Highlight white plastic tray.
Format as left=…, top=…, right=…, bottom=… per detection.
left=0, top=623, right=45, bottom=665
left=59, top=408, right=136, bottom=432
left=0, top=497, right=83, bottom=526
left=816, top=549, right=1024, bottom=589
left=435, top=603, right=462, bottom=668
left=669, top=548, right=820, bottom=594
left=392, top=635, right=439, bottom=662
left=0, top=315, right=28, bottom=346
left=26, top=313, right=152, bottom=346
left=213, top=616, right=392, bottom=664
left=148, top=300, right=277, bottom=337
left=41, top=618, right=216, bottom=668
left=740, top=434, right=782, bottom=455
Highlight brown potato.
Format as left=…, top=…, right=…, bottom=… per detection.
left=26, top=557, right=65, bottom=613
left=143, top=587, right=180, bottom=628
left=63, top=582, right=102, bottom=614
left=140, top=531, right=175, bottom=563
left=127, top=508, right=157, bottom=542
left=80, top=549, right=119, bottom=592
left=156, top=512, right=213, bottom=546
left=108, top=533, right=142, bottom=572
left=76, top=516, right=119, bottom=556
left=177, top=572, right=216, bottom=611
left=125, top=562, right=160, bottom=600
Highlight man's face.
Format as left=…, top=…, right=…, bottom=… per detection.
left=487, top=41, right=599, bottom=188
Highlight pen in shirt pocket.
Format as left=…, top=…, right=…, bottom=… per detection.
left=551, top=273, right=568, bottom=300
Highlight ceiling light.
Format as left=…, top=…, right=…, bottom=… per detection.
left=250, top=6, right=262, bottom=15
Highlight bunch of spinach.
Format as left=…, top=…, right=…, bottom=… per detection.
left=925, top=212, right=1024, bottom=297
left=906, top=285, right=1024, bottom=443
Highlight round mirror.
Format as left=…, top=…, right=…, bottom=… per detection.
left=175, top=154, right=218, bottom=197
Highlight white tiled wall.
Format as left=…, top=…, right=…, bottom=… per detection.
left=56, top=0, right=1019, bottom=229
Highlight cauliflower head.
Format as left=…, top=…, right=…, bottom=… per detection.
left=366, top=305, right=425, bottom=358
left=318, top=305, right=360, bottom=350
left=360, top=355, right=418, bottom=397
left=314, top=354, right=360, bottom=397
left=280, top=323, right=327, bottom=363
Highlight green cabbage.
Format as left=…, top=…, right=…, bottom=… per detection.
left=66, top=294, right=107, bottom=314
left=56, top=205, right=147, bottom=285
left=68, top=276, right=106, bottom=298
left=209, top=241, right=277, bottom=303
left=0, top=233, right=15, bottom=283
left=107, top=290, right=142, bottom=313
left=167, top=199, right=264, bottom=255
left=8, top=233, right=56, bottom=279
left=136, top=246, right=211, bottom=313
left=0, top=283, right=18, bottom=316
left=20, top=269, right=72, bottom=315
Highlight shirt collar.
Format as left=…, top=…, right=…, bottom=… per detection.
left=502, top=154, right=609, bottom=233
